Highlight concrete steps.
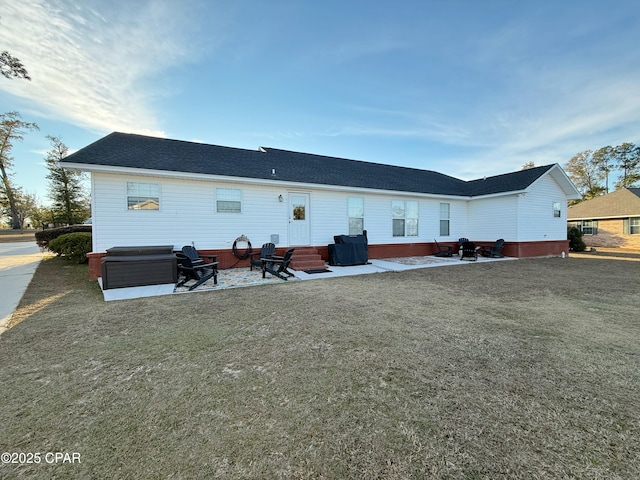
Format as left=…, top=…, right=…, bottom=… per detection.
left=289, top=247, right=327, bottom=271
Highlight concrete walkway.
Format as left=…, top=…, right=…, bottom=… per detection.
left=0, top=242, right=46, bottom=335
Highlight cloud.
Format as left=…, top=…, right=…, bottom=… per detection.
left=0, top=0, right=202, bottom=136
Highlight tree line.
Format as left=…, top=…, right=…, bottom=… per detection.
left=564, top=143, right=640, bottom=201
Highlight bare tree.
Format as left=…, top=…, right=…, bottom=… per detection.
left=0, top=188, right=37, bottom=229
left=564, top=150, right=606, bottom=201
left=0, top=111, right=39, bottom=228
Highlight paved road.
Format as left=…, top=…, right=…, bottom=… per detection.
left=0, top=242, right=45, bottom=335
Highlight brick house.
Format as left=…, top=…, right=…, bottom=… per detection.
left=567, top=188, right=640, bottom=249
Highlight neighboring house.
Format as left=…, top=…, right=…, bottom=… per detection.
left=61, top=132, right=580, bottom=277
left=567, top=188, right=640, bottom=249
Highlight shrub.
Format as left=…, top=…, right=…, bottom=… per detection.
left=35, top=225, right=92, bottom=249
left=567, top=226, right=586, bottom=252
left=48, top=232, right=92, bottom=263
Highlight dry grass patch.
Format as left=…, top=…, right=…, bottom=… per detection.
left=0, top=256, right=638, bottom=478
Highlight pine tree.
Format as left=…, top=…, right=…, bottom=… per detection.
left=45, top=135, right=89, bottom=225
left=613, top=142, right=640, bottom=189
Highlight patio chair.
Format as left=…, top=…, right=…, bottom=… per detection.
left=249, top=242, right=276, bottom=271
left=176, top=246, right=219, bottom=290
left=479, top=239, right=505, bottom=258
left=457, top=237, right=469, bottom=257
left=262, top=248, right=295, bottom=281
left=460, top=241, right=479, bottom=261
left=433, top=239, right=453, bottom=257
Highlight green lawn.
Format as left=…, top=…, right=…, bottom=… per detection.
left=1, top=256, right=638, bottom=479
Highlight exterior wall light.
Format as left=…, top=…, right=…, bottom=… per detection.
left=278, top=194, right=284, bottom=202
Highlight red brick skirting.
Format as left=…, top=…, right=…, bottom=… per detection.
left=87, top=240, right=570, bottom=280
left=501, top=240, right=570, bottom=258
left=87, top=252, right=106, bottom=280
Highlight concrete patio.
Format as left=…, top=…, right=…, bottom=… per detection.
left=100, top=254, right=515, bottom=301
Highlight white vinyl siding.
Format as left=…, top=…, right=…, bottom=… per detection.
left=467, top=196, right=518, bottom=241
left=468, top=176, right=567, bottom=243
left=92, top=173, right=477, bottom=252
left=518, top=175, right=568, bottom=241
left=89, top=168, right=574, bottom=253
left=92, top=174, right=289, bottom=251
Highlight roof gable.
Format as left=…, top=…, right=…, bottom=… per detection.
left=62, top=132, right=575, bottom=198
left=568, top=188, right=640, bottom=219
left=464, top=165, right=555, bottom=196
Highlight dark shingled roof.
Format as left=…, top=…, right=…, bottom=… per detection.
left=62, top=132, right=556, bottom=197
left=259, top=147, right=468, bottom=195
left=464, top=164, right=557, bottom=196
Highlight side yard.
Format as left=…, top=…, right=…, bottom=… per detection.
left=0, top=256, right=638, bottom=478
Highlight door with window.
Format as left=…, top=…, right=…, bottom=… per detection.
left=289, top=193, right=310, bottom=245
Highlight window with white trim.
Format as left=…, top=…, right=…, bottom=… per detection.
left=127, top=182, right=160, bottom=210
left=392, top=200, right=418, bottom=237
left=553, top=202, right=562, bottom=218
left=216, top=188, right=242, bottom=213
left=439, top=203, right=450, bottom=236
left=627, top=217, right=640, bottom=235
left=348, top=197, right=364, bottom=235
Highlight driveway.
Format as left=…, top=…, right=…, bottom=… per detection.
left=0, top=242, right=46, bottom=334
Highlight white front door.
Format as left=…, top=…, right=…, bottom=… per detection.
left=289, top=193, right=310, bottom=245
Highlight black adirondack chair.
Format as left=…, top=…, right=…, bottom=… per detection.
left=479, top=239, right=505, bottom=258
left=457, top=237, right=469, bottom=257
left=433, top=239, right=453, bottom=257
left=176, top=246, right=219, bottom=290
left=250, top=242, right=276, bottom=271
left=460, top=241, right=479, bottom=261
left=262, top=248, right=295, bottom=281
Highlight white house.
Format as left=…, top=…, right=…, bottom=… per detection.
left=61, top=132, right=581, bottom=278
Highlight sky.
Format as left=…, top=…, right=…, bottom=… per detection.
left=1, top=0, right=640, bottom=205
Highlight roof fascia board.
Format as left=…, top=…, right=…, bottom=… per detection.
left=64, top=163, right=471, bottom=200
left=468, top=190, right=524, bottom=200
left=568, top=214, right=640, bottom=220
